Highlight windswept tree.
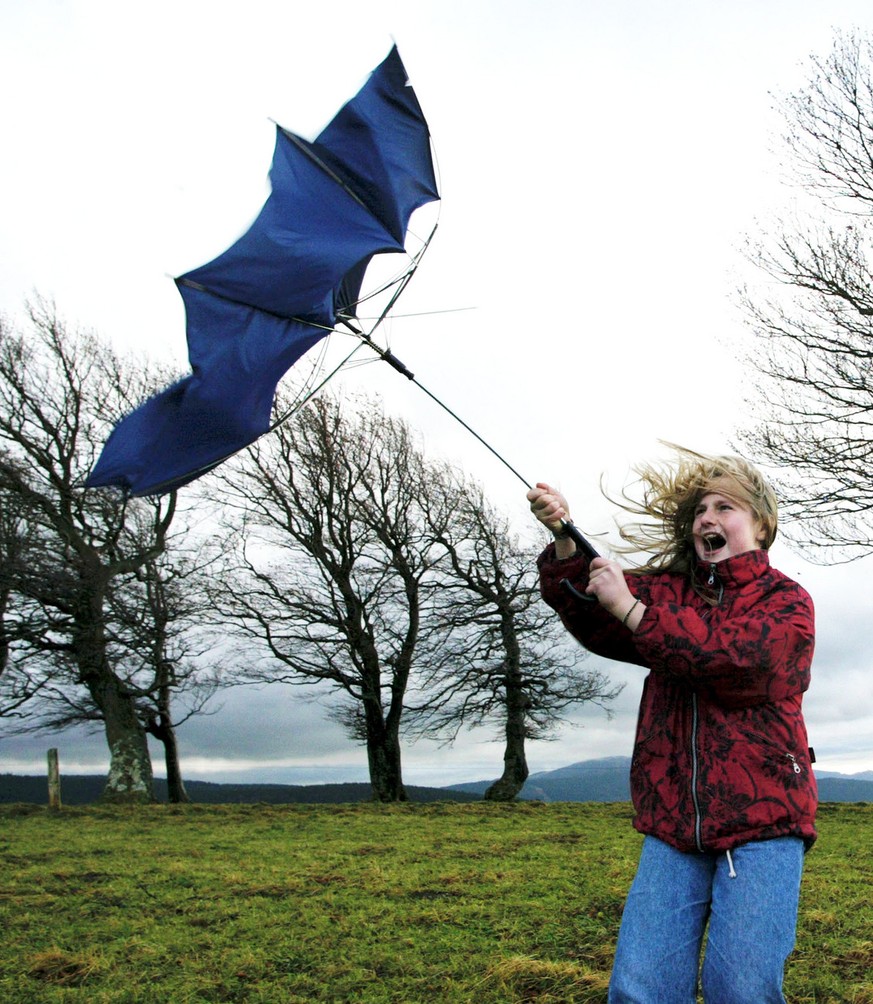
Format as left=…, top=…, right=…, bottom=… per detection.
left=0, top=303, right=177, bottom=802
left=409, top=477, right=623, bottom=801
left=0, top=462, right=52, bottom=717
left=211, top=391, right=481, bottom=802
left=120, top=552, right=222, bottom=804
left=33, top=546, right=227, bottom=804
left=736, top=31, right=873, bottom=560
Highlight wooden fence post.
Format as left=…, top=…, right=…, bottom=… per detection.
left=47, top=748, right=62, bottom=810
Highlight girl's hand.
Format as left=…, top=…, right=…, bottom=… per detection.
left=587, top=557, right=642, bottom=629
left=526, top=482, right=570, bottom=534
left=527, top=482, right=579, bottom=558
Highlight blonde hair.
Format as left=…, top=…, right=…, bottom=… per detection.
left=611, top=443, right=778, bottom=576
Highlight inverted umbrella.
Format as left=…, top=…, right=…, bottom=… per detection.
left=86, top=45, right=599, bottom=568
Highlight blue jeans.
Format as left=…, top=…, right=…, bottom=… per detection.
left=608, top=835, right=805, bottom=1004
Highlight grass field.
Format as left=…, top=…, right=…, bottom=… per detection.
left=1, top=800, right=870, bottom=1003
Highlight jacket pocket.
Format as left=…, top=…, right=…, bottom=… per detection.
left=735, top=727, right=809, bottom=784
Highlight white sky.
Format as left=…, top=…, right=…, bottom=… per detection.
left=2, top=0, right=872, bottom=786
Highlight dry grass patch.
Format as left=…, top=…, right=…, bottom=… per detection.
left=26, top=947, right=103, bottom=986
left=485, top=955, right=610, bottom=1003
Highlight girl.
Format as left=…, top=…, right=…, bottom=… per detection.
left=528, top=446, right=816, bottom=1004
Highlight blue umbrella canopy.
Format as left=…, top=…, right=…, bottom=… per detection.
left=87, top=45, right=439, bottom=497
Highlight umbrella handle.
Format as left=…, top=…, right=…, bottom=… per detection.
left=558, top=520, right=598, bottom=604
left=560, top=578, right=596, bottom=603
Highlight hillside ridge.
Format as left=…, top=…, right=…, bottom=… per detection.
left=449, top=756, right=873, bottom=803
left=2, top=755, right=870, bottom=804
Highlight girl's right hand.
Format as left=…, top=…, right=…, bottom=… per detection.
left=526, top=482, right=570, bottom=535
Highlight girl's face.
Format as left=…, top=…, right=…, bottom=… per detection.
left=691, top=492, right=766, bottom=563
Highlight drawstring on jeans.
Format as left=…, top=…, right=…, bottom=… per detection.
left=726, top=849, right=737, bottom=879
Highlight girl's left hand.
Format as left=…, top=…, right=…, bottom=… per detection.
left=586, top=557, right=635, bottom=619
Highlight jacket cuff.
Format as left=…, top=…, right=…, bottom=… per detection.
left=537, top=543, right=591, bottom=606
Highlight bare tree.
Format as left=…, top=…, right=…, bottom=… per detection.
left=4, top=495, right=228, bottom=804
left=736, top=31, right=873, bottom=561
left=410, top=477, right=623, bottom=801
left=106, top=548, right=225, bottom=803
left=211, top=391, right=478, bottom=802
left=0, top=303, right=176, bottom=802
left=0, top=464, right=52, bottom=716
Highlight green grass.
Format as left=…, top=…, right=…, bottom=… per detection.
left=0, top=800, right=870, bottom=1002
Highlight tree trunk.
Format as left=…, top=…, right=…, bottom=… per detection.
left=368, top=741, right=407, bottom=801
left=92, top=674, right=155, bottom=804
left=484, top=670, right=530, bottom=802
left=147, top=668, right=192, bottom=804
left=102, top=727, right=155, bottom=803
left=364, top=703, right=407, bottom=802
left=76, top=580, right=155, bottom=804
left=155, top=718, right=191, bottom=804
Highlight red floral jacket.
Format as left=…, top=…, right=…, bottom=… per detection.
left=538, top=545, right=817, bottom=853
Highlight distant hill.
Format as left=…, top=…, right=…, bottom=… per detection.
left=0, top=775, right=480, bottom=806
left=3, top=758, right=870, bottom=806
left=817, top=769, right=873, bottom=782
left=443, top=757, right=873, bottom=804
left=447, top=756, right=632, bottom=802
left=814, top=777, right=873, bottom=802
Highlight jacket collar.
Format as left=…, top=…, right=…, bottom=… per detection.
left=693, top=548, right=770, bottom=593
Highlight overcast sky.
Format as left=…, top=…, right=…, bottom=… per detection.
left=2, top=0, right=872, bottom=787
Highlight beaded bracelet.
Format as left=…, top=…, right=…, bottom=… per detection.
left=622, top=598, right=641, bottom=626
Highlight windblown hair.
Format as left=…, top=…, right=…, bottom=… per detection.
left=610, top=443, right=778, bottom=576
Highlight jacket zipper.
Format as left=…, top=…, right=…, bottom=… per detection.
left=691, top=692, right=704, bottom=852
left=692, top=563, right=721, bottom=851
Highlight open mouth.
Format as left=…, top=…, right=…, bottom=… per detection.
left=702, top=533, right=727, bottom=555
